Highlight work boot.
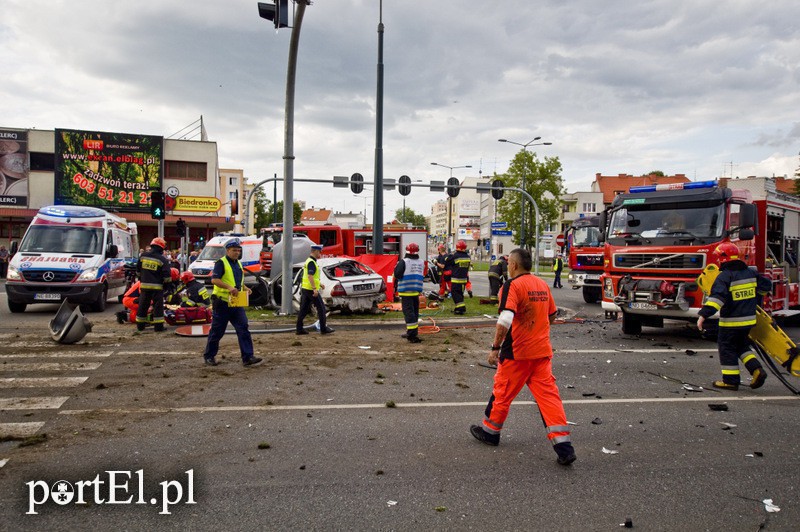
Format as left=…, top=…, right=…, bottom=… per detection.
left=408, top=336, right=421, bottom=344
left=554, top=442, right=577, bottom=466
left=712, top=380, right=739, bottom=391
left=296, top=329, right=309, bottom=335
left=243, top=356, right=263, bottom=367
left=750, top=368, right=767, bottom=389
left=136, top=323, right=146, bottom=332
left=154, top=323, right=165, bottom=332
left=470, top=424, right=499, bottom=446
left=115, top=311, right=127, bottom=324
left=401, top=333, right=409, bottom=339
left=321, top=327, right=335, bottom=335
left=204, top=357, right=218, bottom=367
left=468, top=290, right=473, bottom=298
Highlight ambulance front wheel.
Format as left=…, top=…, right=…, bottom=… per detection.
left=90, top=284, right=108, bottom=313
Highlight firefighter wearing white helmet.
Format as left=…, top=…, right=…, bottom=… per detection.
left=697, top=242, right=771, bottom=390
left=135, top=237, right=172, bottom=331
left=394, top=242, right=425, bottom=343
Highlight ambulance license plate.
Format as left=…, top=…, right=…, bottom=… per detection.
left=34, top=293, right=61, bottom=301
left=629, top=302, right=656, bottom=310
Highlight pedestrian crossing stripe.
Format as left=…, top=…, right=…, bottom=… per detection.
left=0, top=362, right=102, bottom=372
left=0, top=397, right=70, bottom=409
left=0, top=377, right=88, bottom=388
left=0, top=422, right=45, bottom=438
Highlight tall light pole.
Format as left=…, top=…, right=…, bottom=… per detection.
left=372, top=0, right=385, bottom=253
left=431, top=162, right=472, bottom=248
left=498, top=137, right=552, bottom=251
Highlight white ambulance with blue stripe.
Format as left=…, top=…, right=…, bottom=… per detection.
left=6, top=205, right=138, bottom=313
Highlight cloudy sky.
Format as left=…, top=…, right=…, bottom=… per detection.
left=3, top=0, right=800, bottom=221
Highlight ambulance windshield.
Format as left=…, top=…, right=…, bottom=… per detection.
left=20, top=226, right=104, bottom=255
left=196, top=245, right=226, bottom=261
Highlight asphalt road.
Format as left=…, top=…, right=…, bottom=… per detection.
left=0, top=278, right=799, bottom=531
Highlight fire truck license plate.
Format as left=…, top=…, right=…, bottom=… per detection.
left=34, top=293, right=61, bottom=301
left=629, top=302, right=657, bottom=310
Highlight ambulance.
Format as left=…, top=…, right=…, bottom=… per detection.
left=188, top=234, right=263, bottom=287
left=6, top=205, right=138, bottom=313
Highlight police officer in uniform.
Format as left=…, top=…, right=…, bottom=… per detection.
left=697, top=242, right=770, bottom=390
left=296, top=245, right=334, bottom=335
left=202, top=238, right=262, bottom=367
left=552, top=253, right=564, bottom=289
left=488, top=255, right=508, bottom=302
left=394, top=242, right=425, bottom=343
left=450, top=240, right=471, bottom=314
left=136, top=237, right=172, bottom=332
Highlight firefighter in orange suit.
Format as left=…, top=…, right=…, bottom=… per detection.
left=697, top=242, right=770, bottom=390
left=449, top=240, right=470, bottom=314
left=470, top=247, right=576, bottom=466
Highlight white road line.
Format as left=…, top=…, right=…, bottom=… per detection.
left=116, top=352, right=198, bottom=356
left=0, top=396, right=70, bottom=410
left=0, top=352, right=112, bottom=359
left=0, top=458, right=8, bottom=469
left=556, top=348, right=718, bottom=353
left=0, top=377, right=88, bottom=388
left=0, top=422, right=46, bottom=438
left=0, top=362, right=102, bottom=372
left=58, top=395, right=799, bottom=415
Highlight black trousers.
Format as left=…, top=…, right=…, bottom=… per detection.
left=401, top=295, right=420, bottom=338
left=136, top=289, right=164, bottom=324
left=452, top=282, right=466, bottom=313
left=718, top=326, right=761, bottom=384
left=296, top=289, right=327, bottom=332
left=489, top=276, right=502, bottom=301
left=553, top=271, right=562, bottom=288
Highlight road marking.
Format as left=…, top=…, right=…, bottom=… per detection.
left=0, top=458, right=7, bottom=469
left=0, top=377, right=88, bottom=388
left=556, top=348, right=718, bottom=353
left=0, top=422, right=45, bottom=438
left=58, top=394, right=799, bottom=415
left=0, top=362, right=102, bottom=372
left=0, top=352, right=112, bottom=359
left=116, top=351, right=199, bottom=356
left=0, top=397, right=70, bottom=410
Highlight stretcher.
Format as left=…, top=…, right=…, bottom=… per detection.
left=698, top=264, right=800, bottom=393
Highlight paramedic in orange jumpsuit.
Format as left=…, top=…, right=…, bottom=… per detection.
left=470, top=247, right=576, bottom=466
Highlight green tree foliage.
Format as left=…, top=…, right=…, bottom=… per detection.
left=495, top=150, right=564, bottom=249
left=272, top=201, right=303, bottom=225
left=394, top=207, right=427, bottom=229
left=645, top=170, right=665, bottom=177
left=252, top=188, right=273, bottom=231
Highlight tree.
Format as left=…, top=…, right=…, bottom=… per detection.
left=645, top=170, right=665, bottom=177
left=252, top=188, right=273, bottom=231
left=272, top=201, right=303, bottom=225
left=394, top=207, right=427, bottom=229
left=495, top=150, right=564, bottom=249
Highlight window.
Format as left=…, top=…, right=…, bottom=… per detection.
left=582, top=203, right=597, bottom=213
left=165, top=160, right=207, bottom=181
left=229, top=176, right=238, bottom=187
left=30, top=152, right=55, bottom=172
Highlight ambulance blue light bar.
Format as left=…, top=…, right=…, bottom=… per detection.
left=629, top=180, right=717, bottom=193
left=40, top=205, right=108, bottom=218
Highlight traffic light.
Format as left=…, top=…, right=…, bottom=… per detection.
left=398, top=175, right=411, bottom=196
left=176, top=219, right=186, bottom=237
left=150, top=191, right=166, bottom=220
left=257, top=0, right=289, bottom=29
left=446, top=177, right=460, bottom=198
left=491, top=178, right=505, bottom=200
left=350, top=172, right=364, bottom=194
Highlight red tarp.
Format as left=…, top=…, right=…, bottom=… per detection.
left=350, top=253, right=399, bottom=302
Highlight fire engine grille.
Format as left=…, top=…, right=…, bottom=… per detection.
left=613, top=253, right=705, bottom=270
left=576, top=254, right=603, bottom=267
left=22, top=270, right=78, bottom=282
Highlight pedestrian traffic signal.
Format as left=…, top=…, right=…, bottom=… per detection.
left=491, top=179, right=505, bottom=200
left=398, top=175, right=411, bottom=196
left=447, top=177, right=460, bottom=198
left=350, top=172, right=364, bottom=194
left=150, top=192, right=166, bottom=219
left=176, top=219, right=186, bottom=237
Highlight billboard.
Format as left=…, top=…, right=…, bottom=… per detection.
left=0, top=129, right=29, bottom=207
left=54, top=129, right=163, bottom=212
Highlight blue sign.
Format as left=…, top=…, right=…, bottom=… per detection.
left=492, top=230, right=512, bottom=236
left=485, top=241, right=490, bottom=251
left=491, top=221, right=507, bottom=228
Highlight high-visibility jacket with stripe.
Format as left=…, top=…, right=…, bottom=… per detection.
left=301, top=256, right=321, bottom=291
left=450, top=250, right=471, bottom=284
left=137, top=250, right=171, bottom=291
left=395, top=256, right=425, bottom=296
left=212, top=256, right=245, bottom=300
left=698, top=260, right=771, bottom=327
left=488, top=258, right=508, bottom=280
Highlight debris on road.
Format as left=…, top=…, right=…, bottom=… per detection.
left=602, top=447, right=619, bottom=455
left=591, top=418, right=603, bottom=425
left=763, top=499, right=780, bottom=513
left=708, top=404, right=729, bottom=411
left=720, top=422, right=737, bottom=429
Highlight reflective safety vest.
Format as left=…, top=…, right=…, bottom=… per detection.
left=397, top=257, right=425, bottom=296
left=212, top=257, right=244, bottom=300
left=698, top=260, right=772, bottom=328
left=451, top=250, right=470, bottom=283
left=137, top=251, right=171, bottom=291
left=302, top=256, right=321, bottom=290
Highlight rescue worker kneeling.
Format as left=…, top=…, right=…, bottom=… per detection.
left=697, top=242, right=770, bottom=390
left=165, top=271, right=212, bottom=325
left=394, top=242, right=425, bottom=343
left=488, top=255, right=508, bottom=302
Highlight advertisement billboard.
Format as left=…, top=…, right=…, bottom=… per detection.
left=54, top=129, right=163, bottom=211
left=0, top=129, right=29, bottom=207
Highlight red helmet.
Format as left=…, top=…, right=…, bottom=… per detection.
left=170, top=268, right=180, bottom=282
left=438, top=244, right=446, bottom=251
left=180, top=271, right=195, bottom=284
left=406, top=242, right=420, bottom=254
left=456, top=240, right=467, bottom=251
left=714, top=242, right=740, bottom=263
left=150, top=237, right=167, bottom=249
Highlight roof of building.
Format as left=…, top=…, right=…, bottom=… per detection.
left=300, top=208, right=333, bottom=222
left=592, top=173, right=691, bottom=204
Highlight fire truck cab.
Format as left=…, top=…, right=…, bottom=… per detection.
left=566, top=215, right=603, bottom=303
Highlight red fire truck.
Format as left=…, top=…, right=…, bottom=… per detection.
left=259, top=224, right=428, bottom=273
left=599, top=179, right=800, bottom=335
left=565, top=215, right=604, bottom=303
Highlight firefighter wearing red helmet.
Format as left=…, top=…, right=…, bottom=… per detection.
left=135, top=236, right=172, bottom=331
left=449, top=240, right=471, bottom=314
left=435, top=244, right=452, bottom=297
left=179, top=270, right=211, bottom=307
left=394, top=242, right=426, bottom=343
left=697, top=242, right=771, bottom=390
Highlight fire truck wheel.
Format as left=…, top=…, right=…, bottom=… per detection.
left=621, top=312, right=642, bottom=335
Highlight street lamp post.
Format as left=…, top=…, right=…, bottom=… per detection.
left=431, top=162, right=472, bottom=248
left=497, top=137, right=552, bottom=251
